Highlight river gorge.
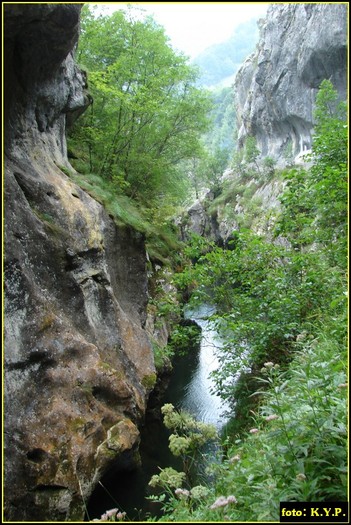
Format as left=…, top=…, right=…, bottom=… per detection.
left=4, top=4, right=347, bottom=521
left=87, top=305, right=234, bottom=520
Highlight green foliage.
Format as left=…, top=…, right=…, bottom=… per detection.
left=186, top=147, right=230, bottom=198
left=162, top=403, right=217, bottom=454
left=151, top=339, right=174, bottom=372
left=175, top=227, right=345, bottom=406
left=65, top=22, right=346, bottom=519
left=167, top=323, right=202, bottom=357
left=148, top=404, right=217, bottom=496
left=70, top=171, right=183, bottom=265
left=149, top=466, right=186, bottom=491
left=159, top=80, right=347, bottom=520
left=141, top=373, right=157, bottom=390
left=274, top=167, right=315, bottom=249
left=150, top=323, right=347, bottom=522
left=182, top=233, right=215, bottom=261
left=69, top=5, right=212, bottom=207
left=244, top=135, right=261, bottom=170
left=262, top=156, right=277, bottom=179
left=276, top=80, right=347, bottom=267
left=309, top=79, right=347, bottom=265
left=205, top=174, right=264, bottom=230
left=231, top=143, right=277, bottom=184
left=55, top=163, right=74, bottom=177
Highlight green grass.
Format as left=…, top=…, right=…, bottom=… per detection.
left=70, top=172, right=183, bottom=265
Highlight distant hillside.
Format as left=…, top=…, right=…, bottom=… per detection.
left=203, top=86, right=236, bottom=153
left=193, top=18, right=261, bottom=88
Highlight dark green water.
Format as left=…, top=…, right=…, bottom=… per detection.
left=86, top=307, right=230, bottom=521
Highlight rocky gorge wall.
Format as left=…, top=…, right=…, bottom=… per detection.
left=180, top=172, right=284, bottom=247
left=181, top=4, right=347, bottom=244
left=234, top=3, right=347, bottom=162
left=4, top=5, right=156, bottom=520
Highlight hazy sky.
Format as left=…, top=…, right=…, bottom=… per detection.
left=92, top=2, right=270, bottom=58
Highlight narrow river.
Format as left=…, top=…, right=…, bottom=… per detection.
left=166, top=304, right=230, bottom=428
left=86, top=305, right=230, bottom=521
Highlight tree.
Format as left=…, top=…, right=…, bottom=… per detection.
left=69, top=5, right=212, bottom=206
left=183, top=145, right=231, bottom=201
left=174, top=81, right=347, bottom=406
left=309, top=79, right=347, bottom=265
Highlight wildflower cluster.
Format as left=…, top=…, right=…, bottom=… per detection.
left=260, top=361, right=280, bottom=374
left=296, top=473, right=307, bottom=481
left=210, top=495, right=237, bottom=510
left=190, top=485, right=210, bottom=500
left=265, top=414, right=279, bottom=422
left=296, top=331, right=308, bottom=342
left=174, top=488, right=190, bottom=500
left=161, top=403, right=217, bottom=457
left=174, top=485, right=210, bottom=502
left=161, top=403, right=185, bottom=430
left=169, top=434, right=192, bottom=456
left=149, top=467, right=186, bottom=489
left=162, top=404, right=217, bottom=438
left=92, top=508, right=126, bottom=522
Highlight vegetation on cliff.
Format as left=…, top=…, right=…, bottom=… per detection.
left=143, top=80, right=347, bottom=521
left=4, top=3, right=347, bottom=522
left=68, top=5, right=226, bottom=264
left=68, top=5, right=211, bottom=210
left=67, top=7, right=347, bottom=519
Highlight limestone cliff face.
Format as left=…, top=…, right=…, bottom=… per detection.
left=180, top=174, right=284, bottom=245
left=4, top=5, right=155, bottom=520
left=234, top=4, right=347, bottom=162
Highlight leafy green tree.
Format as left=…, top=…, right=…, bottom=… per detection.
left=69, top=5, right=212, bottom=206
left=262, top=156, right=276, bottom=179
left=200, top=148, right=230, bottom=195
left=309, top=79, right=347, bottom=266
left=274, top=168, right=314, bottom=250
left=276, top=80, right=347, bottom=265
left=181, top=147, right=230, bottom=200
left=282, top=139, right=294, bottom=166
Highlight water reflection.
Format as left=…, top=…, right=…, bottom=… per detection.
left=175, top=305, right=230, bottom=429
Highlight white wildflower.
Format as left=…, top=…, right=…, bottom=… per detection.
left=296, top=473, right=306, bottom=481
left=265, top=414, right=279, bottom=422
left=174, top=488, right=190, bottom=500
left=210, top=496, right=229, bottom=509
left=229, top=454, right=241, bottom=463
